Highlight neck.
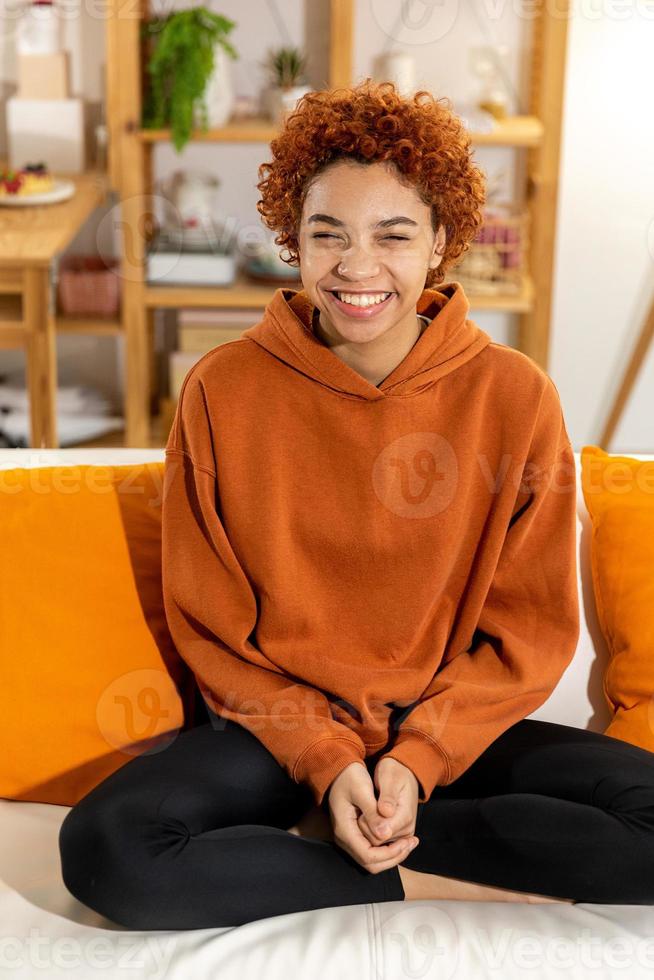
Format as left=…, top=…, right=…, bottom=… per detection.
left=312, top=310, right=428, bottom=388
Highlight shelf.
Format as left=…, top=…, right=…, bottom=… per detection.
left=144, top=272, right=533, bottom=313
left=0, top=268, right=23, bottom=293
left=56, top=314, right=123, bottom=336
left=456, top=275, right=534, bottom=312
left=139, top=116, right=279, bottom=144
left=138, top=114, right=544, bottom=148
left=71, top=413, right=167, bottom=449
left=144, top=273, right=291, bottom=309
left=0, top=295, right=25, bottom=349
left=471, top=115, right=544, bottom=147
left=145, top=276, right=534, bottom=312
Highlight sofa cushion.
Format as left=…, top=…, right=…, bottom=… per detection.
left=581, top=445, right=654, bottom=752
left=0, top=462, right=196, bottom=806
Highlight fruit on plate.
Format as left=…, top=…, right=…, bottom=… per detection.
left=0, top=162, right=55, bottom=198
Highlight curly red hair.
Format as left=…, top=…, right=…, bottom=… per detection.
left=256, top=77, right=486, bottom=289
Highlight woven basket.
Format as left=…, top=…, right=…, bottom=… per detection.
left=454, top=205, right=530, bottom=295
left=57, top=255, right=121, bottom=317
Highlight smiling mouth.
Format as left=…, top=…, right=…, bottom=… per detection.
left=326, top=288, right=395, bottom=298
left=323, top=288, right=397, bottom=317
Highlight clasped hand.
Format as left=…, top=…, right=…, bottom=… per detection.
left=326, top=757, right=420, bottom=874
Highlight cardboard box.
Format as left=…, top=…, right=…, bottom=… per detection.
left=7, top=97, right=85, bottom=173
left=178, top=326, right=245, bottom=352
left=169, top=350, right=203, bottom=401
left=177, top=308, right=262, bottom=327
left=18, top=52, right=70, bottom=99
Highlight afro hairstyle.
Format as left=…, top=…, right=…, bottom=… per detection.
left=256, top=77, right=487, bottom=288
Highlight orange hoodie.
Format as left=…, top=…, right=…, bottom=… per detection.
left=162, top=282, right=580, bottom=807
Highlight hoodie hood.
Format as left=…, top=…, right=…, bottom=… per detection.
left=240, top=281, right=492, bottom=400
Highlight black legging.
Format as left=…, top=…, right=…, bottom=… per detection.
left=59, top=696, right=654, bottom=929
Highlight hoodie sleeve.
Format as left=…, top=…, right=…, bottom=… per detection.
left=377, top=436, right=580, bottom=803
left=161, top=369, right=367, bottom=807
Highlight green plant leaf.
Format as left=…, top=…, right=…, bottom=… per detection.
left=141, top=7, right=238, bottom=152
left=263, top=45, right=307, bottom=87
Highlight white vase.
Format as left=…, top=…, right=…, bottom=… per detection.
left=17, top=0, right=62, bottom=55
left=195, top=44, right=234, bottom=129
left=376, top=51, right=416, bottom=97
left=269, top=84, right=312, bottom=125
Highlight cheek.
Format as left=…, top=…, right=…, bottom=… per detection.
left=398, top=245, right=431, bottom=266
left=300, top=250, right=335, bottom=284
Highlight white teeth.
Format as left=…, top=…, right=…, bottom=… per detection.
left=335, top=292, right=391, bottom=307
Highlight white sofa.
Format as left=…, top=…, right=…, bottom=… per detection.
left=2, top=447, right=654, bottom=980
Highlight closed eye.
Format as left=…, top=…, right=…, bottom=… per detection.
left=311, top=234, right=410, bottom=241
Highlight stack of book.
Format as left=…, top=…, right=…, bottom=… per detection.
left=169, top=308, right=262, bottom=401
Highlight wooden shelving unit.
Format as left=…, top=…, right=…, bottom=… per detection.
left=103, top=0, right=569, bottom=447
left=138, top=113, right=545, bottom=148
left=143, top=270, right=535, bottom=314
left=56, top=315, right=123, bottom=336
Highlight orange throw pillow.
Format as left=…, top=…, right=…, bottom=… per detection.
left=0, top=462, right=197, bottom=806
left=580, top=445, right=654, bottom=751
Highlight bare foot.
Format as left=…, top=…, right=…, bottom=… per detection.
left=398, top=865, right=574, bottom=904
left=286, top=805, right=334, bottom=842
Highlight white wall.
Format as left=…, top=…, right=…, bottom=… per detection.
left=0, top=0, right=652, bottom=451
left=549, top=0, right=654, bottom=453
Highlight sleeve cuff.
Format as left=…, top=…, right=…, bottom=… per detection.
left=377, top=729, right=451, bottom=803
left=293, top=736, right=367, bottom=807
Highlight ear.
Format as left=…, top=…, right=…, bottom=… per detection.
left=429, top=224, right=446, bottom=269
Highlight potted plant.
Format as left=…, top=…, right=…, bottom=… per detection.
left=142, top=8, right=238, bottom=153
left=262, top=46, right=312, bottom=124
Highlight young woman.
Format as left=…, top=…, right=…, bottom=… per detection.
left=59, top=79, right=654, bottom=929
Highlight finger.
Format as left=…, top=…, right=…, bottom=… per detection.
left=358, top=797, right=400, bottom=843
left=349, top=781, right=393, bottom=844
left=371, top=767, right=408, bottom=840
left=356, top=811, right=389, bottom=846
left=362, top=800, right=413, bottom=845
left=376, top=792, right=399, bottom=821
left=333, top=767, right=419, bottom=868
left=338, top=808, right=413, bottom=864
left=358, top=806, right=413, bottom=840
left=366, top=851, right=416, bottom=875
left=357, top=811, right=413, bottom=847
left=358, top=834, right=419, bottom=866
left=360, top=836, right=419, bottom=871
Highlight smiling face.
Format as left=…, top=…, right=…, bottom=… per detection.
left=297, top=158, right=446, bottom=346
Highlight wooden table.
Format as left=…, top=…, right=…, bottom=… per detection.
left=0, top=167, right=110, bottom=447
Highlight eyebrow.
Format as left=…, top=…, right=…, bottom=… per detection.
left=307, top=213, right=419, bottom=229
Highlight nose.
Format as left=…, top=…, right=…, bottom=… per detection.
left=337, top=241, right=382, bottom=279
